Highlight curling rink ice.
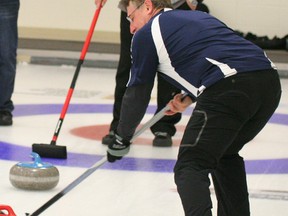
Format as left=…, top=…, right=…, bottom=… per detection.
left=0, top=61, right=288, bottom=216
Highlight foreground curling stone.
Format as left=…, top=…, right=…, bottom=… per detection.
left=0, top=205, right=16, bottom=216
left=9, top=152, right=59, bottom=190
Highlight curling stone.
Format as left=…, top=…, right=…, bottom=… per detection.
left=9, top=152, right=59, bottom=190
left=0, top=204, right=16, bottom=216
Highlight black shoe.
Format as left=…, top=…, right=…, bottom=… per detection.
left=102, top=131, right=115, bottom=145
left=0, top=111, right=13, bottom=126
left=152, top=132, right=172, bottom=147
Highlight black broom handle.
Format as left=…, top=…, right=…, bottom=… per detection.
left=27, top=103, right=169, bottom=216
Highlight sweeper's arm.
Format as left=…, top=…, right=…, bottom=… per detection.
left=107, top=83, right=154, bottom=162
left=106, top=84, right=193, bottom=163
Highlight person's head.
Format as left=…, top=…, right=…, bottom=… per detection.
left=119, top=0, right=172, bottom=34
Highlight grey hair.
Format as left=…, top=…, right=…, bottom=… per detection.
left=119, top=0, right=172, bottom=12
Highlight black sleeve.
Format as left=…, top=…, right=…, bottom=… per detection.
left=117, top=82, right=154, bottom=141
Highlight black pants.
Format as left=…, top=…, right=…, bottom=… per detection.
left=109, top=11, right=181, bottom=136
left=174, top=69, right=282, bottom=216
left=0, top=0, right=19, bottom=112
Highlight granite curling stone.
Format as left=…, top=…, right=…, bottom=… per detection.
left=9, top=152, right=59, bottom=190
left=0, top=205, right=16, bottom=216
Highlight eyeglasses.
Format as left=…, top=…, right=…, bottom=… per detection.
left=126, top=1, right=144, bottom=23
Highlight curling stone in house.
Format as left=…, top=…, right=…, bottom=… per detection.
left=9, top=152, right=59, bottom=190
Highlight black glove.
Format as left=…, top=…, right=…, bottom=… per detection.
left=107, top=133, right=131, bottom=163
